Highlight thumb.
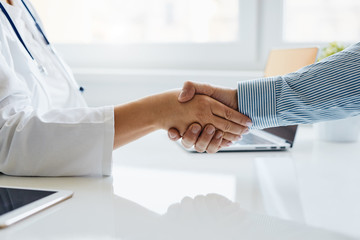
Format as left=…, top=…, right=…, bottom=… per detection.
left=178, top=81, right=196, bottom=103
left=178, top=81, right=214, bottom=103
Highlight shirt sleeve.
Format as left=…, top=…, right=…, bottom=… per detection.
left=237, top=42, right=360, bottom=129
left=0, top=26, right=114, bottom=177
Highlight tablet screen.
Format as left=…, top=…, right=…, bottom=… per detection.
left=0, top=187, right=56, bottom=216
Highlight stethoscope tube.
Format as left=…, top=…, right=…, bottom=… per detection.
left=20, top=0, right=50, bottom=45
left=0, top=0, right=50, bottom=58
left=0, top=2, right=35, bottom=60
left=0, top=0, right=85, bottom=93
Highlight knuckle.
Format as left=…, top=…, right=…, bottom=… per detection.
left=225, top=108, right=233, bottom=120
left=224, top=122, right=232, bottom=132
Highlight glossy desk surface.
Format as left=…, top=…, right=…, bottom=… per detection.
left=1, top=126, right=360, bottom=239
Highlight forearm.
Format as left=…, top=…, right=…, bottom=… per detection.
left=113, top=94, right=162, bottom=148
left=113, top=90, right=185, bottom=148
left=113, top=90, right=197, bottom=148
left=238, top=42, right=360, bottom=129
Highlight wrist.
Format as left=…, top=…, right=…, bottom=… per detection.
left=151, top=90, right=181, bottom=130
left=135, top=95, right=161, bottom=131
left=113, top=95, right=162, bottom=148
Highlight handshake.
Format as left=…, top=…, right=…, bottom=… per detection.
left=113, top=81, right=252, bottom=152
left=165, top=81, right=252, bottom=153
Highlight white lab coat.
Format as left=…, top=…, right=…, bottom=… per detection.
left=0, top=0, right=114, bottom=176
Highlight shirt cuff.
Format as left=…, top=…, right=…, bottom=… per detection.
left=101, top=105, right=115, bottom=176
left=237, top=77, right=280, bottom=129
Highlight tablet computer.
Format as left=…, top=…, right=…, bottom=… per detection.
left=0, top=186, right=73, bottom=229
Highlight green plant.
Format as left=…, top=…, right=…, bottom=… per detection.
left=318, top=42, right=345, bottom=61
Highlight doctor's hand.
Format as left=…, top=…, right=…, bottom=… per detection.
left=167, top=81, right=252, bottom=153
left=159, top=90, right=249, bottom=139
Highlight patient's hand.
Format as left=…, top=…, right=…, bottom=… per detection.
left=167, top=82, right=252, bottom=153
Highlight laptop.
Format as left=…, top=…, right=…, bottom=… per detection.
left=184, top=47, right=319, bottom=152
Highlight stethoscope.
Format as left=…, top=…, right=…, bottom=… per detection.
left=0, top=0, right=84, bottom=93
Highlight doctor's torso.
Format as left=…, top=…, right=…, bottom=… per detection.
left=0, top=0, right=114, bottom=177
left=0, top=0, right=86, bottom=113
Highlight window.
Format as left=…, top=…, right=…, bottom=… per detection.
left=30, top=0, right=258, bottom=70
left=283, top=0, right=360, bottom=43
left=32, top=0, right=239, bottom=44
left=30, top=0, right=358, bottom=71
left=257, top=0, right=360, bottom=68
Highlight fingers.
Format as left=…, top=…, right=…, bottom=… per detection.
left=220, top=139, right=232, bottom=149
left=194, top=128, right=238, bottom=153
left=223, top=132, right=242, bottom=142
left=205, top=130, right=223, bottom=154
left=180, top=124, right=222, bottom=153
left=181, top=123, right=202, bottom=148
left=179, top=124, right=238, bottom=153
left=211, top=100, right=252, bottom=128
left=211, top=115, right=248, bottom=136
left=168, top=128, right=182, bottom=141
left=193, top=125, right=216, bottom=153
left=178, top=81, right=215, bottom=103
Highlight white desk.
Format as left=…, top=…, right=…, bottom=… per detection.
left=1, top=126, right=360, bottom=239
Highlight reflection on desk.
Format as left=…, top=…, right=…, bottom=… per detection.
left=0, top=126, right=360, bottom=239
left=0, top=182, right=354, bottom=240
left=114, top=193, right=354, bottom=240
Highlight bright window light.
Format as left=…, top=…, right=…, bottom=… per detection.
left=283, top=0, right=360, bottom=43
left=31, top=0, right=239, bottom=44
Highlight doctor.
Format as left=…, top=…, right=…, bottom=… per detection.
left=0, top=0, right=251, bottom=176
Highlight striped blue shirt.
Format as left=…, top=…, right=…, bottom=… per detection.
left=237, top=42, right=360, bottom=129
